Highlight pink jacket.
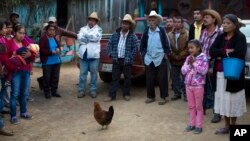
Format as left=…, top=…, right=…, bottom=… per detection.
left=181, top=53, right=208, bottom=86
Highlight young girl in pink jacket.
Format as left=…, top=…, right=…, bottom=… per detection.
left=181, top=39, right=208, bottom=134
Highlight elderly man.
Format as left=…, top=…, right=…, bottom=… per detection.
left=77, top=12, right=102, bottom=98
left=168, top=16, right=189, bottom=102
left=140, top=11, right=170, bottom=105
left=104, top=14, right=138, bottom=102
left=200, top=9, right=222, bottom=123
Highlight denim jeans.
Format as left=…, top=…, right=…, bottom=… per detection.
left=10, top=70, right=30, bottom=117
left=79, top=59, right=99, bottom=93
left=0, top=79, right=5, bottom=113
left=0, top=115, right=3, bottom=129
left=1, top=78, right=11, bottom=107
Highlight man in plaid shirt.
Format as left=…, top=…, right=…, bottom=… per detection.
left=199, top=9, right=222, bottom=123
left=104, top=14, right=138, bottom=102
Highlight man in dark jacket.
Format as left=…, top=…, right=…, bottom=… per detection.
left=189, top=8, right=205, bottom=41
left=140, top=11, right=170, bottom=105
left=104, top=14, right=138, bottom=102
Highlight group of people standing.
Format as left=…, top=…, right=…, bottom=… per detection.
left=0, top=7, right=247, bottom=136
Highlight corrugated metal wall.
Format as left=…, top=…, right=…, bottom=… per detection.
left=67, top=0, right=139, bottom=34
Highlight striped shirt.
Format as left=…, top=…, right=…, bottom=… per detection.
left=200, top=26, right=221, bottom=59
left=117, top=31, right=129, bottom=58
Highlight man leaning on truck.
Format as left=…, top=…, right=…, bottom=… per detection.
left=104, top=14, right=139, bottom=102
left=77, top=12, right=103, bottom=98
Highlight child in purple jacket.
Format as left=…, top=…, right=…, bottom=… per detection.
left=181, top=39, right=208, bottom=134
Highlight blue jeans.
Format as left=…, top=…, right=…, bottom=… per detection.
left=1, top=77, right=10, bottom=107
left=0, top=80, right=4, bottom=128
left=10, top=70, right=30, bottom=118
left=0, top=116, right=3, bottom=129
left=79, top=59, right=99, bottom=93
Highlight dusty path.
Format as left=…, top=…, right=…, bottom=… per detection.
left=1, top=63, right=249, bottom=141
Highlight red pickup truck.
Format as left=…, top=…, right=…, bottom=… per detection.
left=98, top=17, right=190, bottom=82
left=98, top=17, right=147, bottom=82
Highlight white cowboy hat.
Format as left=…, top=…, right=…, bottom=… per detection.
left=148, top=10, right=163, bottom=22
left=48, top=16, right=57, bottom=23
left=122, top=14, right=135, bottom=26
left=88, top=12, right=100, bottom=22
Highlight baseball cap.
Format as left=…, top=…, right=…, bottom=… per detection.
left=48, top=16, right=57, bottom=23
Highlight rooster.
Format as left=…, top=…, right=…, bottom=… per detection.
left=94, top=101, right=114, bottom=129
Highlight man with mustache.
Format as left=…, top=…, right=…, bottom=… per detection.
left=199, top=9, right=222, bottom=123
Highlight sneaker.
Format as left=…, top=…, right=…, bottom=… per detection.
left=45, top=93, right=51, bottom=99
left=211, top=114, right=221, bottom=123
left=104, top=97, right=115, bottom=102
left=184, top=125, right=195, bottom=132
left=123, top=96, right=131, bottom=101
left=158, top=98, right=167, bottom=105
left=27, top=97, right=34, bottom=102
left=20, top=113, right=33, bottom=120
left=90, top=92, right=97, bottom=98
left=77, top=91, right=85, bottom=98
left=10, top=117, right=19, bottom=125
left=193, top=128, right=202, bottom=134
left=171, top=95, right=181, bottom=101
left=145, top=98, right=155, bottom=104
left=215, top=127, right=229, bottom=134
left=52, top=93, right=61, bottom=98
left=37, top=77, right=43, bottom=90
left=0, top=127, right=14, bottom=136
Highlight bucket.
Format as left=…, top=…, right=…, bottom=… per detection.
left=222, top=57, right=244, bottom=80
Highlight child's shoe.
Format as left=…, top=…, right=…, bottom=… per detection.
left=193, top=128, right=202, bottom=134
left=185, top=125, right=195, bottom=132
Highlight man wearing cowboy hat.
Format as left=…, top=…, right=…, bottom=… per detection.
left=104, top=14, right=138, bottom=102
left=199, top=9, right=222, bottom=123
left=140, top=11, right=170, bottom=105
left=9, top=12, right=19, bottom=28
left=77, top=12, right=103, bottom=98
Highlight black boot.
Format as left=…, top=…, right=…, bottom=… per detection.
left=211, top=113, right=221, bottom=123
left=37, top=77, right=44, bottom=90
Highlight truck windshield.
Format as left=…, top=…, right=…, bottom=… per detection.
left=240, top=23, right=250, bottom=37
left=135, top=20, right=147, bottom=34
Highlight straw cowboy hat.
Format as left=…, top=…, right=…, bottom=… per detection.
left=88, top=12, right=100, bottom=22
left=237, top=17, right=246, bottom=28
left=122, top=14, right=135, bottom=26
left=148, top=10, right=163, bottom=23
left=202, top=9, right=222, bottom=26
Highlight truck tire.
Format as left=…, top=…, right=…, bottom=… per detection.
left=99, top=72, right=112, bottom=83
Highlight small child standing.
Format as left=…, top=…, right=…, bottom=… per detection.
left=181, top=39, right=208, bottom=134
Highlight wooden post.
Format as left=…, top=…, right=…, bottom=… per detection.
left=208, top=0, right=212, bottom=9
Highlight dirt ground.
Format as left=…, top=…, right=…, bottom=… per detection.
left=1, top=63, right=250, bottom=141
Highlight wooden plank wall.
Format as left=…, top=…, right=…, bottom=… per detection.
left=67, top=0, right=139, bottom=34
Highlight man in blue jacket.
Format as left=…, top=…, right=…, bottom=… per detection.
left=140, top=11, right=171, bottom=105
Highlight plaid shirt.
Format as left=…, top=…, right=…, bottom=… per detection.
left=107, top=28, right=138, bottom=65
left=117, top=31, right=129, bottom=58
left=200, top=26, right=221, bottom=59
